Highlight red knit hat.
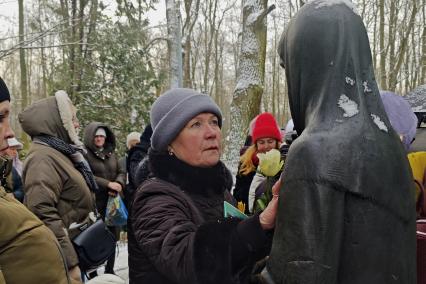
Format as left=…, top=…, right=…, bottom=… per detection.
left=252, top=112, right=282, bottom=143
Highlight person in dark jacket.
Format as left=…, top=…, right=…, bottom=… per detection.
left=125, top=124, right=152, bottom=209
left=264, top=1, right=416, bottom=283
left=83, top=122, right=126, bottom=275
left=118, top=131, right=141, bottom=209
left=129, top=88, right=279, bottom=284
left=118, top=131, right=141, bottom=175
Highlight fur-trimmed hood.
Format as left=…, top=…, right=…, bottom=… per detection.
left=19, top=90, right=82, bottom=145
left=83, top=122, right=116, bottom=154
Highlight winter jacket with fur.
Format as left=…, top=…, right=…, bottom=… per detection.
left=83, top=122, right=126, bottom=217
left=129, top=150, right=272, bottom=284
left=19, top=93, right=95, bottom=269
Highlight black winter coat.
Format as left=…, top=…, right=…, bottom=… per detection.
left=266, top=2, right=416, bottom=284
left=233, top=167, right=256, bottom=214
left=125, top=124, right=152, bottom=209
left=129, top=150, right=272, bottom=284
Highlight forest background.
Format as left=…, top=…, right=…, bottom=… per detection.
left=0, top=0, right=424, bottom=170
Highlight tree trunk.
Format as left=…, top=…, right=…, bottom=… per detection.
left=69, top=0, right=77, bottom=99
left=372, top=1, right=378, bottom=70
left=388, top=1, right=418, bottom=91
left=422, top=0, right=426, bottom=84
left=387, top=0, right=396, bottom=90
left=379, top=0, right=387, bottom=89
left=74, top=0, right=87, bottom=104
left=38, top=0, right=48, bottom=98
left=166, top=0, right=183, bottom=88
left=224, top=0, right=275, bottom=169
left=182, top=0, right=200, bottom=88
left=18, top=0, right=29, bottom=147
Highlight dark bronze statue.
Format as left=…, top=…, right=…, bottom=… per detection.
left=263, top=1, right=416, bottom=283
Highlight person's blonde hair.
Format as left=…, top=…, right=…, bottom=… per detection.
left=239, top=138, right=281, bottom=175
left=239, top=144, right=257, bottom=175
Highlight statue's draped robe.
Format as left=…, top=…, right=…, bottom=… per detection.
left=267, top=1, right=416, bottom=283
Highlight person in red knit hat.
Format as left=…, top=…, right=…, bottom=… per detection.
left=233, top=112, right=282, bottom=214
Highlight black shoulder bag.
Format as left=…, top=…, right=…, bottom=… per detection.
left=72, top=217, right=116, bottom=271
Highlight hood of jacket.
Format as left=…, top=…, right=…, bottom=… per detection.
left=19, top=91, right=81, bottom=145
left=278, top=0, right=415, bottom=220
left=83, top=122, right=116, bottom=154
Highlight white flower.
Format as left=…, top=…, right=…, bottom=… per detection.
left=257, top=149, right=284, bottom=177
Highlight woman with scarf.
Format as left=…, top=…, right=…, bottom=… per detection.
left=19, top=90, right=97, bottom=282
left=264, top=1, right=416, bottom=283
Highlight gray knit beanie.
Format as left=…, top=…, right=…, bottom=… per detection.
left=150, top=88, right=222, bottom=152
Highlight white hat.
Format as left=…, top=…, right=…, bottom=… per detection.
left=126, top=131, right=141, bottom=148
left=95, top=127, right=107, bottom=137
left=285, top=119, right=294, bottom=133
left=7, top=137, right=23, bottom=150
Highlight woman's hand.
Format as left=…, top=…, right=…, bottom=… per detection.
left=107, top=182, right=122, bottom=196
left=259, top=178, right=281, bottom=230
left=68, top=265, right=82, bottom=282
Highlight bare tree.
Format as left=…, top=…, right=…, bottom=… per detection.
left=166, top=0, right=183, bottom=88
left=224, top=0, right=275, bottom=168
left=421, top=0, right=426, bottom=84
left=18, top=0, right=29, bottom=146
left=182, top=0, right=200, bottom=88
left=388, top=0, right=418, bottom=91
left=379, top=0, right=386, bottom=89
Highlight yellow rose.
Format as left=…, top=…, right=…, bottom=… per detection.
left=257, top=148, right=284, bottom=177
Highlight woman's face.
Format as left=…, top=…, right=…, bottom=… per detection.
left=170, top=113, right=221, bottom=168
left=256, top=138, right=278, bottom=153
left=0, top=101, right=14, bottom=154
left=94, top=135, right=106, bottom=148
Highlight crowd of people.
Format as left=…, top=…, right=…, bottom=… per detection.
left=0, top=1, right=425, bottom=284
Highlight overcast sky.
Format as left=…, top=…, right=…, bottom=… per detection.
left=0, top=0, right=166, bottom=38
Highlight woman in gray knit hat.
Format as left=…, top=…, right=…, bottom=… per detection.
left=129, top=88, right=280, bottom=284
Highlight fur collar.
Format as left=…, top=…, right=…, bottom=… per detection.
left=55, top=90, right=82, bottom=146
left=148, top=149, right=233, bottom=195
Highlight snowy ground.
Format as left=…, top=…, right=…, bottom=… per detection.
left=113, top=241, right=129, bottom=282
left=91, top=240, right=129, bottom=283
